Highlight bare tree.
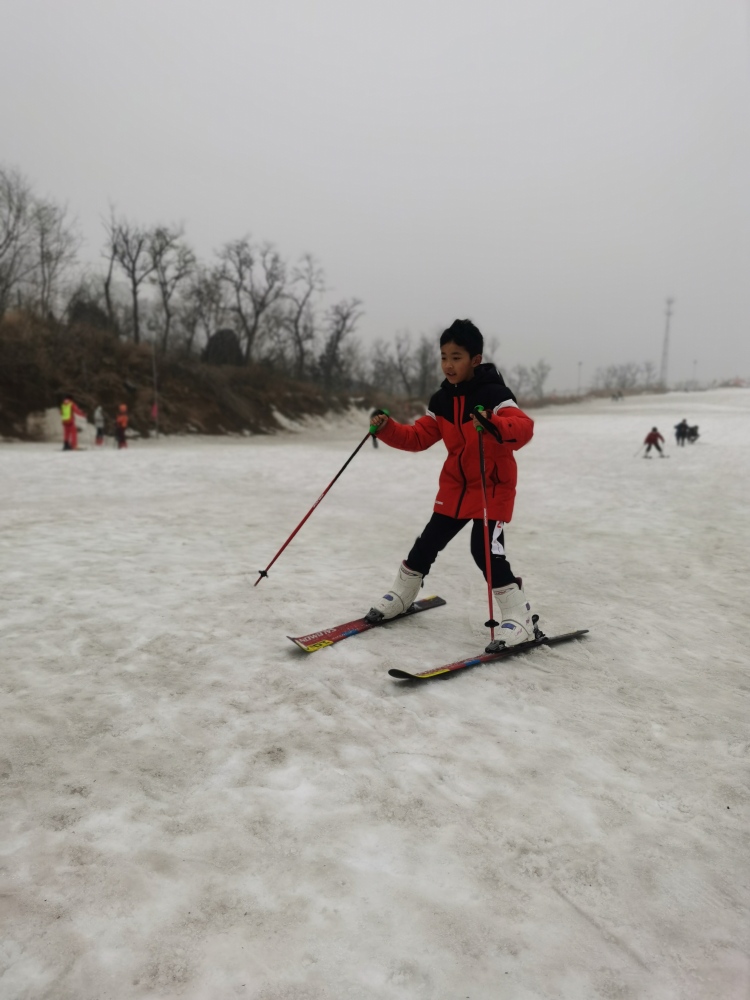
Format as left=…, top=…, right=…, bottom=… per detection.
left=28, top=198, right=79, bottom=317
left=64, top=270, right=113, bottom=329
left=218, top=237, right=287, bottom=362
left=283, top=253, right=324, bottom=378
left=413, top=334, right=439, bottom=398
left=317, top=298, right=363, bottom=390
left=149, top=225, right=196, bottom=354
left=529, top=359, right=552, bottom=399
left=176, top=264, right=227, bottom=355
left=508, top=364, right=531, bottom=399
left=0, top=166, right=35, bottom=318
left=593, top=362, right=641, bottom=391
left=392, top=331, right=416, bottom=396
left=368, top=339, right=400, bottom=396
left=103, top=215, right=157, bottom=343
left=641, top=360, right=657, bottom=389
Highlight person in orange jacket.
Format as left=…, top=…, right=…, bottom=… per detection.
left=60, top=395, right=86, bottom=451
left=115, top=403, right=129, bottom=449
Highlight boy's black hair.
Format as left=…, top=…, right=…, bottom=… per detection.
left=439, top=319, right=483, bottom=357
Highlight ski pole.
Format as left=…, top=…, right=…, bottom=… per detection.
left=254, top=410, right=388, bottom=586
left=474, top=405, right=499, bottom=642
left=633, top=444, right=645, bottom=458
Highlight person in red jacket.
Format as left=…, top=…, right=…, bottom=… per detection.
left=60, top=395, right=85, bottom=451
left=115, top=404, right=129, bottom=449
left=368, top=319, right=536, bottom=647
left=643, top=427, right=666, bottom=457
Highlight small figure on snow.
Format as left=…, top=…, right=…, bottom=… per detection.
left=115, top=404, right=129, bottom=450
left=60, top=395, right=86, bottom=451
left=643, top=427, right=666, bottom=457
left=674, top=419, right=688, bottom=446
left=368, top=319, right=537, bottom=649
left=687, top=424, right=700, bottom=444
left=94, top=404, right=106, bottom=447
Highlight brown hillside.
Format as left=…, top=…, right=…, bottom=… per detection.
left=0, top=314, right=402, bottom=440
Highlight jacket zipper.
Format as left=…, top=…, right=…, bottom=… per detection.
left=454, top=395, right=468, bottom=518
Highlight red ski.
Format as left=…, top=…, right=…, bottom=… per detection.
left=388, top=629, right=589, bottom=680
left=288, top=596, right=447, bottom=652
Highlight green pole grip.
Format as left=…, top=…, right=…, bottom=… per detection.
left=474, top=404, right=485, bottom=432
left=369, top=408, right=390, bottom=434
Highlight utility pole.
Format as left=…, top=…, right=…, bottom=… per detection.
left=151, top=343, right=159, bottom=439
left=659, top=298, right=674, bottom=389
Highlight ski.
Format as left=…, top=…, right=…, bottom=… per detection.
left=288, top=595, right=447, bottom=652
left=388, top=628, right=589, bottom=680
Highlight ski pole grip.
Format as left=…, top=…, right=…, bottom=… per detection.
left=473, top=404, right=503, bottom=441
left=369, top=408, right=390, bottom=434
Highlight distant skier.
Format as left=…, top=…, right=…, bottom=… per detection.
left=674, top=419, right=688, bottom=446
left=687, top=424, right=700, bottom=444
left=643, top=427, right=666, bottom=457
left=115, top=404, right=129, bottom=450
left=94, top=404, right=106, bottom=447
left=368, top=319, right=537, bottom=647
left=60, top=395, right=86, bottom=451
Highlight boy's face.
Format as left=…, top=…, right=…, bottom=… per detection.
left=440, top=341, right=482, bottom=384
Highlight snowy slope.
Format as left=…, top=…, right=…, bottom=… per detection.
left=1, top=390, right=748, bottom=1000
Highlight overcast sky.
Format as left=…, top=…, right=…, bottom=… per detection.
left=3, top=0, right=749, bottom=388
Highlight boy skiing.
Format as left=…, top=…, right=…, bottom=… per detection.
left=643, top=427, right=665, bottom=457
left=368, top=319, right=536, bottom=649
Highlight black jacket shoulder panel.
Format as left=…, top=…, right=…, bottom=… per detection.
left=427, top=365, right=518, bottom=422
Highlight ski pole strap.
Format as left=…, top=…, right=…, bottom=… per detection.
left=473, top=405, right=503, bottom=442
left=369, top=408, right=390, bottom=435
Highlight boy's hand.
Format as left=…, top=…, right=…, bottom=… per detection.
left=370, top=412, right=389, bottom=432
left=471, top=407, right=504, bottom=442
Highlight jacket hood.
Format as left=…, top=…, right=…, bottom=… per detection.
left=440, top=363, right=509, bottom=396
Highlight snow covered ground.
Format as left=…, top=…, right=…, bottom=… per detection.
left=1, top=389, right=748, bottom=1000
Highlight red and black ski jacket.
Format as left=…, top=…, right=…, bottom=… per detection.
left=378, top=363, right=534, bottom=522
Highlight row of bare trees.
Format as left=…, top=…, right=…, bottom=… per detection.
left=1, top=163, right=553, bottom=401
left=592, top=361, right=659, bottom=392
left=0, top=166, right=78, bottom=319
left=99, top=214, right=368, bottom=387
left=505, top=360, right=552, bottom=400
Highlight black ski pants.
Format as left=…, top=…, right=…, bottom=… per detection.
left=406, top=512, right=517, bottom=588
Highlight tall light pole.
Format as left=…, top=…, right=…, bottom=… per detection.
left=577, top=361, right=583, bottom=396
left=152, top=342, right=159, bottom=440
left=659, top=298, right=674, bottom=389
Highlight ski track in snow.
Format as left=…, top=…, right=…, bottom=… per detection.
left=0, top=390, right=748, bottom=1000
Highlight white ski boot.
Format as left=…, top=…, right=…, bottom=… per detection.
left=365, top=562, right=423, bottom=623
left=485, top=582, right=538, bottom=653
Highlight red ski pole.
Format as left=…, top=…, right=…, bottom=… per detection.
left=254, top=410, right=388, bottom=586
left=474, top=405, right=499, bottom=641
